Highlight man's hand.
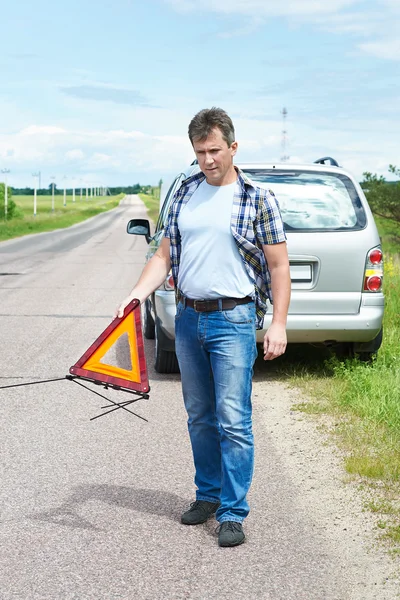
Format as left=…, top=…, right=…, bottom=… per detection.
left=114, top=295, right=137, bottom=319
left=263, top=323, right=287, bottom=360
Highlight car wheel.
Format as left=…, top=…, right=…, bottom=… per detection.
left=354, top=327, right=383, bottom=362
left=142, top=299, right=155, bottom=339
left=154, top=320, right=179, bottom=374
left=336, top=328, right=383, bottom=362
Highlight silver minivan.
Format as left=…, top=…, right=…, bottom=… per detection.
left=128, top=158, right=384, bottom=373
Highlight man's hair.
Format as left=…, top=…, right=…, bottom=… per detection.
left=188, top=107, right=235, bottom=147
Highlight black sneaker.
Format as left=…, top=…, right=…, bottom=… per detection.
left=181, top=500, right=220, bottom=525
left=217, top=521, right=245, bottom=547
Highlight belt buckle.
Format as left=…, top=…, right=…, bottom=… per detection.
left=193, top=300, right=201, bottom=312
left=194, top=299, right=210, bottom=312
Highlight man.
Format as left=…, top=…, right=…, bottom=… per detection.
left=116, top=107, right=291, bottom=547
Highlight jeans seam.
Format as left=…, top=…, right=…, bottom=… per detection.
left=222, top=317, right=254, bottom=324
left=197, top=495, right=220, bottom=503
left=218, top=517, right=243, bottom=524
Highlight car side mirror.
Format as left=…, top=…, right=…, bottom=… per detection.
left=126, top=219, right=152, bottom=244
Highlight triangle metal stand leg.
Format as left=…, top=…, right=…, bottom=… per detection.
left=67, top=376, right=149, bottom=422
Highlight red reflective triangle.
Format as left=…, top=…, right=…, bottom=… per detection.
left=69, top=299, right=149, bottom=393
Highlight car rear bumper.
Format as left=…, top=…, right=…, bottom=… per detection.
left=155, top=290, right=384, bottom=346
left=257, top=299, right=384, bottom=344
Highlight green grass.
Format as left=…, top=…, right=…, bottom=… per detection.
left=290, top=250, right=400, bottom=454
left=375, top=215, right=400, bottom=255
left=288, top=226, right=400, bottom=549
left=138, top=192, right=160, bottom=225
left=253, top=217, right=400, bottom=549
left=0, top=193, right=124, bottom=242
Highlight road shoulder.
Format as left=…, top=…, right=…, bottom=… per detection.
left=253, top=380, right=400, bottom=600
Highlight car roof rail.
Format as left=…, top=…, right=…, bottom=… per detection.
left=314, top=156, right=339, bottom=166
left=190, top=159, right=199, bottom=165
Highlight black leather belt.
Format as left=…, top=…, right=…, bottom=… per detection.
left=179, top=294, right=253, bottom=312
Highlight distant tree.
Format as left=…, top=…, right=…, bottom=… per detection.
left=0, top=183, right=18, bottom=219
left=362, top=165, right=400, bottom=226
left=141, top=185, right=152, bottom=194
left=107, top=184, right=142, bottom=195
left=11, top=187, right=33, bottom=195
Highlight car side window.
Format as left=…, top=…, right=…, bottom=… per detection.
left=155, top=174, right=184, bottom=232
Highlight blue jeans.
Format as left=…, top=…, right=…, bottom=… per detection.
left=175, top=300, right=258, bottom=523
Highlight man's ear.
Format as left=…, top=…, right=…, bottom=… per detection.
left=231, top=141, right=238, bottom=156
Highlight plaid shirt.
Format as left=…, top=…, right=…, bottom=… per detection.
left=164, top=167, right=286, bottom=329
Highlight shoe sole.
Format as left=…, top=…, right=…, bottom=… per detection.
left=218, top=536, right=245, bottom=547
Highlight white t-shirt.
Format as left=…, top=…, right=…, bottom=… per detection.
left=177, top=179, right=254, bottom=300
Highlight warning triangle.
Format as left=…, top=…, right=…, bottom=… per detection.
left=69, top=299, right=149, bottom=393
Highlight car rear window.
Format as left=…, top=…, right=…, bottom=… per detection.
left=243, top=170, right=367, bottom=231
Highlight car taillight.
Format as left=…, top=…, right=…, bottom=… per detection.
left=363, top=246, right=383, bottom=293
left=369, top=248, right=383, bottom=265
left=164, top=273, right=175, bottom=291
left=364, top=275, right=382, bottom=292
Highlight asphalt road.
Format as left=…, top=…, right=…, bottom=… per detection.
left=0, top=196, right=396, bottom=600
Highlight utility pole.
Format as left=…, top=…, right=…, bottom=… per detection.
left=32, top=171, right=40, bottom=216
left=1, top=168, right=10, bottom=219
left=159, top=178, right=163, bottom=201
left=281, top=107, right=290, bottom=162
left=63, top=176, right=67, bottom=207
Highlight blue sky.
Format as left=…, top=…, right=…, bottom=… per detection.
left=1, top=0, right=399, bottom=189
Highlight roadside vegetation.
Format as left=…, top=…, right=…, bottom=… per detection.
left=287, top=252, right=400, bottom=553
left=138, top=186, right=162, bottom=225
left=0, top=188, right=124, bottom=242
left=286, top=167, right=400, bottom=554
left=0, top=181, right=163, bottom=243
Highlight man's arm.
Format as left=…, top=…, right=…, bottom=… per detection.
left=262, top=241, right=291, bottom=360
left=115, top=237, right=172, bottom=318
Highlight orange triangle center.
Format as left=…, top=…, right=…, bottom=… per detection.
left=69, top=299, right=149, bottom=393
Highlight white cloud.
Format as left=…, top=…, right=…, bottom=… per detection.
left=310, top=10, right=385, bottom=36
left=239, top=135, right=279, bottom=152
left=65, top=149, right=85, bottom=160
left=108, top=130, right=147, bottom=140
left=0, top=123, right=194, bottom=185
left=358, top=39, right=400, bottom=60
left=87, top=152, right=118, bottom=167
left=167, top=0, right=361, bottom=17
left=166, top=0, right=400, bottom=60
left=21, top=125, right=66, bottom=135
left=1, top=109, right=398, bottom=187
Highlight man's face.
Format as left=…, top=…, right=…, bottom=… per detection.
left=192, top=127, right=238, bottom=186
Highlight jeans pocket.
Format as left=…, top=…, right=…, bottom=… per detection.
left=223, top=303, right=255, bottom=324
